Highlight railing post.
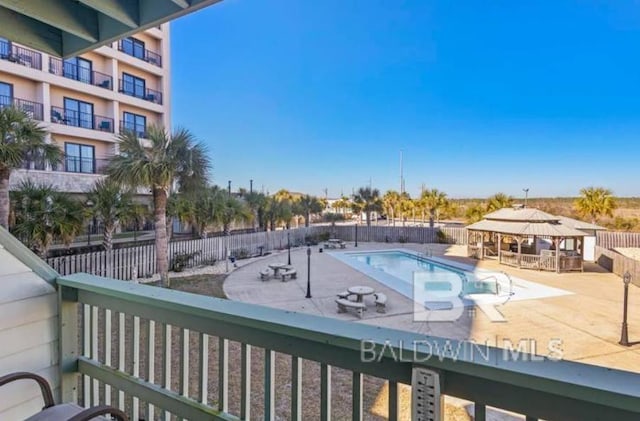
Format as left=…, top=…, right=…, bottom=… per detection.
left=59, top=285, right=79, bottom=404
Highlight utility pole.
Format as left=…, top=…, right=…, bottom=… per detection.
left=250, top=179, right=253, bottom=194
left=523, top=188, right=530, bottom=208
left=228, top=180, right=231, bottom=198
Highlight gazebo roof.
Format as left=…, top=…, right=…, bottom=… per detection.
left=466, top=219, right=587, bottom=237
left=483, top=207, right=559, bottom=222
left=466, top=206, right=596, bottom=237
left=555, top=216, right=606, bottom=231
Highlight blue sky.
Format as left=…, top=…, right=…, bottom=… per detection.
left=171, top=1, right=640, bottom=198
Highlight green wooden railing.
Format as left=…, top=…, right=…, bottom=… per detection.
left=58, top=273, right=640, bottom=420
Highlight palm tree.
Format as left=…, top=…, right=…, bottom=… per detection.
left=166, top=192, right=196, bottom=239
left=465, top=202, right=485, bottom=224
left=265, top=196, right=293, bottom=231
left=486, top=193, right=513, bottom=212
left=295, top=195, right=324, bottom=227
left=0, top=106, right=61, bottom=228
left=244, top=191, right=267, bottom=231
left=398, top=192, right=414, bottom=226
left=215, top=193, right=252, bottom=235
left=11, top=181, right=84, bottom=258
left=107, top=126, right=210, bottom=287
left=122, top=203, right=149, bottom=242
left=332, top=196, right=352, bottom=216
left=574, top=187, right=617, bottom=223
left=419, top=188, right=449, bottom=228
left=87, top=179, right=133, bottom=251
left=352, top=186, right=383, bottom=226
left=382, top=190, right=401, bottom=226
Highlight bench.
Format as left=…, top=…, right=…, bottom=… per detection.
left=335, top=298, right=366, bottom=318
left=374, top=292, right=387, bottom=313
left=280, top=268, right=297, bottom=282
left=337, top=290, right=356, bottom=300
left=259, top=268, right=271, bottom=281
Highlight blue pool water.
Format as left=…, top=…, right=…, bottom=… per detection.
left=350, top=251, right=501, bottom=296
left=330, top=249, right=572, bottom=309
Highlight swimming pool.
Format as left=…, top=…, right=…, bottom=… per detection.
left=330, top=249, right=571, bottom=311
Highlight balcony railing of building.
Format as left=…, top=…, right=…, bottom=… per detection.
left=119, top=120, right=147, bottom=138
left=49, top=57, right=113, bottom=90
left=0, top=39, right=42, bottom=70
left=63, top=155, right=110, bottom=174
left=51, top=106, right=114, bottom=133
left=117, top=40, right=162, bottom=67
left=57, top=274, right=640, bottom=421
left=118, top=79, right=163, bottom=105
left=20, top=156, right=110, bottom=174
left=0, top=94, right=44, bottom=120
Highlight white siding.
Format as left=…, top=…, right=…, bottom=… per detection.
left=0, top=244, right=58, bottom=420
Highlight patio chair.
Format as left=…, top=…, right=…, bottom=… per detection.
left=0, top=372, right=129, bottom=421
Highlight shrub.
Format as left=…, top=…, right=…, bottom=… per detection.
left=436, top=230, right=447, bottom=243
left=231, top=248, right=251, bottom=260
left=171, top=251, right=200, bottom=272
left=398, top=236, right=407, bottom=243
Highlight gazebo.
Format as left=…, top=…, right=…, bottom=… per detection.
left=466, top=206, right=587, bottom=273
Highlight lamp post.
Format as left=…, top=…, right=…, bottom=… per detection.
left=86, top=200, right=94, bottom=246
left=355, top=222, right=358, bottom=247
left=287, top=230, right=291, bottom=265
left=619, top=271, right=632, bottom=346
left=305, top=246, right=312, bottom=298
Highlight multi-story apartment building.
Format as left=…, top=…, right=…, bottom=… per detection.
left=1, top=24, right=171, bottom=196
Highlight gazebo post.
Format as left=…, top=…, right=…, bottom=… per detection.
left=555, top=237, right=562, bottom=273
left=517, top=236, right=522, bottom=268
left=497, top=232, right=502, bottom=264
left=480, top=232, right=485, bottom=260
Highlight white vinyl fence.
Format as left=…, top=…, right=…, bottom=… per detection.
left=47, top=225, right=468, bottom=280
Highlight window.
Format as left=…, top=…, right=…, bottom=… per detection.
left=121, top=37, right=145, bottom=60
left=63, top=57, right=92, bottom=84
left=0, top=81, right=12, bottom=107
left=123, top=112, right=146, bottom=138
left=65, top=143, right=95, bottom=173
left=0, top=37, right=9, bottom=59
left=64, top=98, right=94, bottom=129
left=122, top=73, right=146, bottom=98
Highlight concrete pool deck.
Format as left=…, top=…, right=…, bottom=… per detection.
left=223, top=242, right=640, bottom=374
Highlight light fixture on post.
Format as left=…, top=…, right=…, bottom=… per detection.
left=355, top=222, right=358, bottom=247
left=305, top=246, right=312, bottom=298
left=619, top=271, right=632, bottom=346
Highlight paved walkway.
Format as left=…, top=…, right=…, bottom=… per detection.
left=224, top=242, right=640, bottom=374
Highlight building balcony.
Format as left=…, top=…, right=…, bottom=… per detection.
left=118, top=79, right=163, bottom=105
left=119, top=120, right=147, bottom=138
left=50, top=107, right=114, bottom=133
left=0, top=94, right=44, bottom=120
left=46, top=273, right=640, bottom=421
left=0, top=39, right=42, bottom=70
left=117, top=40, right=162, bottom=67
left=49, top=57, right=113, bottom=90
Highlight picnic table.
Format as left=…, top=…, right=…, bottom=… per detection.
left=347, top=285, right=375, bottom=303
left=268, top=262, right=288, bottom=276
left=325, top=239, right=346, bottom=249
